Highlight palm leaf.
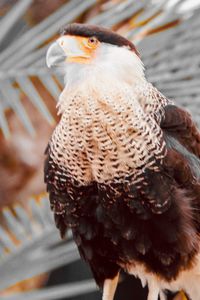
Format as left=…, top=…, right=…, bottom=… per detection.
left=0, top=196, right=97, bottom=299
left=1, top=280, right=97, bottom=300
left=142, top=7, right=200, bottom=126
left=0, top=0, right=96, bottom=137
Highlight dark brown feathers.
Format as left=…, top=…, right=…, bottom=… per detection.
left=161, top=105, right=200, bottom=158
left=61, top=23, right=139, bottom=56
left=44, top=143, right=200, bottom=285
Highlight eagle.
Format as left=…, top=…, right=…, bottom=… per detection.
left=45, top=23, right=200, bottom=300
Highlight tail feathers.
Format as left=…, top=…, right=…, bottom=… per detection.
left=146, top=272, right=200, bottom=300
left=173, top=291, right=188, bottom=300
left=147, top=279, right=167, bottom=300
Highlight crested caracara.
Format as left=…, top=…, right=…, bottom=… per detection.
left=45, top=23, right=200, bottom=300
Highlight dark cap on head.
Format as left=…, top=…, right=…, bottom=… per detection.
left=61, top=23, right=139, bottom=56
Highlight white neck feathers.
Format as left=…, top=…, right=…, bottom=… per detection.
left=62, top=43, right=145, bottom=92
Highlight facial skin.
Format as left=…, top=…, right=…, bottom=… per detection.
left=46, top=35, right=100, bottom=67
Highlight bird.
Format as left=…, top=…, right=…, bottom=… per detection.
left=44, top=23, right=200, bottom=300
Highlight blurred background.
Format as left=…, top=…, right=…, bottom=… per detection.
left=0, top=0, right=199, bottom=299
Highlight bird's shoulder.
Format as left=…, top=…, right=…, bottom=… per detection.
left=140, top=83, right=200, bottom=180
left=161, top=104, right=200, bottom=159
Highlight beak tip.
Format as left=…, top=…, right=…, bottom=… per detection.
left=46, top=41, right=66, bottom=69
left=46, top=60, right=52, bottom=69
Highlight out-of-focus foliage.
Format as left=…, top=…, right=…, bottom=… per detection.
left=0, top=196, right=96, bottom=300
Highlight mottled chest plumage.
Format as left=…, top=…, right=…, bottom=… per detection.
left=50, top=81, right=167, bottom=185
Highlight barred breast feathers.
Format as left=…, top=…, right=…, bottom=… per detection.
left=49, top=73, right=168, bottom=185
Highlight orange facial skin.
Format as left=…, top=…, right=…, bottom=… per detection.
left=65, top=35, right=100, bottom=64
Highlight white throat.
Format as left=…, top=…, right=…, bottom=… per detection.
left=63, top=43, right=145, bottom=91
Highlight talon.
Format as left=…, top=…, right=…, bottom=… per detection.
left=173, top=291, right=188, bottom=300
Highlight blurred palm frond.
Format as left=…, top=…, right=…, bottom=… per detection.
left=0, top=0, right=200, bottom=138
left=0, top=0, right=96, bottom=138
left=0, top=196, right=97, bottom=299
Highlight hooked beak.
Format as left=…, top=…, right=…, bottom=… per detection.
left=46, top=42, right=66, bottom=68
left=46, top=36, right=91, bottom=68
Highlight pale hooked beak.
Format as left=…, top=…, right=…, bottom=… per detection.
left=46, top=36, right=90, bottom=68
left=46, top=42, right=66, bottom=68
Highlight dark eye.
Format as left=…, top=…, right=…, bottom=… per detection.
left=88, top=36, right=98, bottom=47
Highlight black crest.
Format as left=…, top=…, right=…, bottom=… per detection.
left=61, top=23, right=139, bottom=56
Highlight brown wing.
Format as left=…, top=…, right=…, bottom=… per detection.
left=161, top=104, right=200, bottom=158
left=44, top=147, right=68, bottom=238
left=160, top=104, right=200, bottom=231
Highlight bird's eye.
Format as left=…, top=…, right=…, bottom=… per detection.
left=87, top=37, right=98, bottom=48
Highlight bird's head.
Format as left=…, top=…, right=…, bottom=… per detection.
left=46, top=23, right=144, bottom=86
